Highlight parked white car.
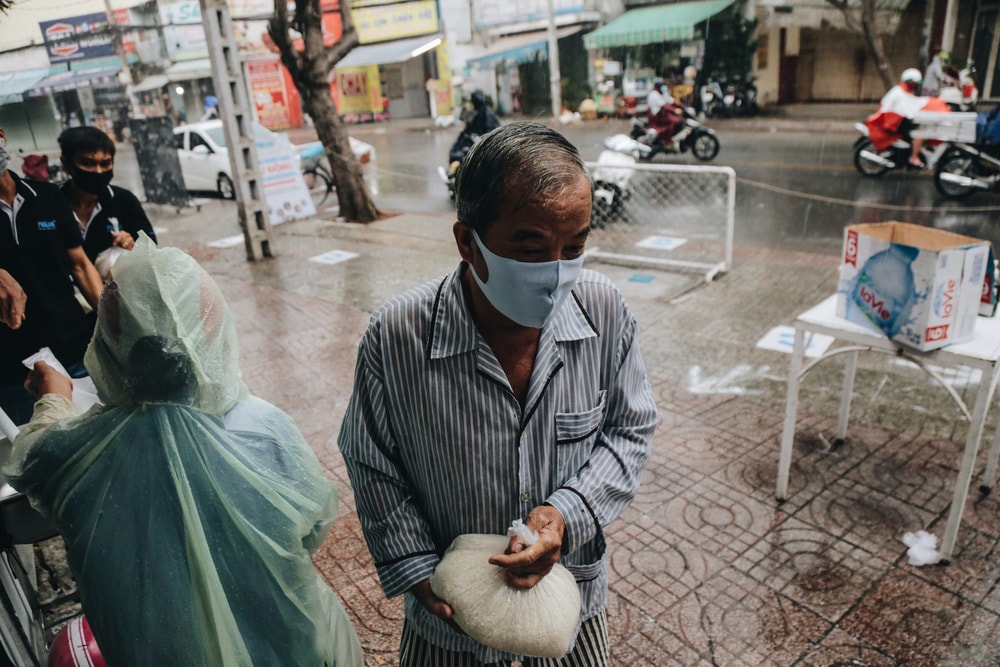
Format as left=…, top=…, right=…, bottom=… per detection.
left=172, top=120, right=375, bottom=199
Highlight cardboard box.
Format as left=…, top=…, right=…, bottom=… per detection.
left=837, top=222, right=995, bottom=351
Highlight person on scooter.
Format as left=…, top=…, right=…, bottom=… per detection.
left=448, top=89, right=500, bottom=166
left=868, top=68, right=929, bottom=168
left=647, top=82, right=689, bottom=149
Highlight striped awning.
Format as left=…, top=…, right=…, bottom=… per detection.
left=27, top=65, right=121, bottom=96
left=584, top=0, right=736, bottom=49
left=0, top=69, right=50, bottom=105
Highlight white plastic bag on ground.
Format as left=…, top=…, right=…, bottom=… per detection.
left=429, top=533, right=581, bottom=659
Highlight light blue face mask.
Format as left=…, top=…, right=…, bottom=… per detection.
left=470, top=229, right=583, bottom=328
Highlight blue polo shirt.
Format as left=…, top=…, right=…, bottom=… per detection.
left=0, top=173, right=95, bottom=385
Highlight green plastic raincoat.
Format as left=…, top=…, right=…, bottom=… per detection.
left=4, top=236, right=363, bottom=667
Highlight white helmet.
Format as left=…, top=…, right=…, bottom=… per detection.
left=901, top=68, right=922, bottom=84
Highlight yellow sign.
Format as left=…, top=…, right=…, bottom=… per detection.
left=354, top=1, right=438, bottom=43
left=334, top=65, right=383, bottom=115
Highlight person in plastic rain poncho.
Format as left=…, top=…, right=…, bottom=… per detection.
left=3, top=236, right=363, bottom=667
left=338, top=122, right=657, bottom=665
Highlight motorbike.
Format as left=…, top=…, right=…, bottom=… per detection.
left=933, top=107, right=1000, bottom=199
left=737, top=76, right=759, bottom=116
left=629, top=107, right=720, bottom=162
left=436, top=129, right=478, bottom=200
left=699, top=78, right=725, bottom=118
left=19, top=151, right=68, bottom=185
left=852, top=121, right=951, bottom=176
left=590, top=135, right=641, bottom=228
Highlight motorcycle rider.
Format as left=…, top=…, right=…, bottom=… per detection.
left=645, top=81, right=689, bottom=149
left=646, top=78, right=668, bottom=117
left=448, top=89, right=500, bottom=165
left=868, top=68, right=928, bottom=168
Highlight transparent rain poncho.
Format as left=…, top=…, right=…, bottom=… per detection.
left=4, top=235, right=363, bottom=667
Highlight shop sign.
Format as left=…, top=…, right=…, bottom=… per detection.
left=160, top=1, right=207, bottom=58
left=333, top=65, right=383, bottom=116
left=474, top=0, right=583, bottom=30
left=40, top=13, right=116, bottom=63
left=255, top=132, right=316, bottom=222
left=113, top=9, right=137, bottom=55
left=354, top=1, right=438, bottom=43
left=248, top=60, right=299, bottom=130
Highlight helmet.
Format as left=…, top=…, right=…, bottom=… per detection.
left=901, top=68, right=922, bottom=84
left=48, top=616, right=107, bottom=667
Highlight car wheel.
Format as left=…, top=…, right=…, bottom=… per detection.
left=217, top=174, right=235, bottom=199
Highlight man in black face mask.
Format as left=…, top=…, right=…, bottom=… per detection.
left=58, top=127, right=156, bottom=271
left=0, top=124, right=102, bottom=425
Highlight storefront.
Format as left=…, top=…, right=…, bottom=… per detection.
left=27, top=62, right=126, bottom=137
left=466, top=26, right=585, bottom=117
left=583, top=0, right=735, bottom=107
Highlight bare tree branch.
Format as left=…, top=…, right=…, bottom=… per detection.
left=267, top=0, right=379, bottom=222
left=825, top=0, right=894, bottom=89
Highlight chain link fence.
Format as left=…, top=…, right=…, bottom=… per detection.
left=585, top=158, right=735, bottom=283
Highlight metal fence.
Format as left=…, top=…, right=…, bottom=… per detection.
left=584, top=159, right=735, bottom=283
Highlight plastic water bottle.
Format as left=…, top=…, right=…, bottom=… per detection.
left=851, top=244, right=919, bottom=337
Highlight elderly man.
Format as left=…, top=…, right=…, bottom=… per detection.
left=338, top=122, right=657, bottom=665
left=0, top=124, right=102, bottom=425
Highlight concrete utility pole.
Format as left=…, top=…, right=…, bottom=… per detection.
left=200, top=0, right=274, bottom=260
left=940, top=0, right=959, bottom=54
left=546, top=0, right=562, bottom=117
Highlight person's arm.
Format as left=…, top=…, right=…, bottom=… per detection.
left=0, top=269, right=26, bottom=330
left=541, top=304, right=657, bottom=558
left=12, top=362, right=76, bottom=450
left=337, top=323, right=442, bottom=602
left=66, top=246, right=103, bottom=309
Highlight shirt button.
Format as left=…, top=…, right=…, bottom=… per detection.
left=520, top=491, right=530, bottom=502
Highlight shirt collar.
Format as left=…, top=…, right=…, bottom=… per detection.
left=427, top=263, right=599, bottom=361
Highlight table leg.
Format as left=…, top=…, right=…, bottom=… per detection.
left=777, top=327, right=806, bottom=501
left=978, top=369, right=1000, bottom=494
left=834, top=349, right=859, bottom=448
left=939, top=365, right=999, bottom=563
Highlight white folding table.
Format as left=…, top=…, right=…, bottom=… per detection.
left=776, top=295, right=1000, bottom=563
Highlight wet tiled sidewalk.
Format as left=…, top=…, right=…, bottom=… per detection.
left=173, top=208, right=1000, bottom=666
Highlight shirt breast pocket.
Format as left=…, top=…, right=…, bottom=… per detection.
left=554, top=390, right=607, bottom=483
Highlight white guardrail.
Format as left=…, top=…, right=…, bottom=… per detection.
left=584, top=159, right=736, bottom=283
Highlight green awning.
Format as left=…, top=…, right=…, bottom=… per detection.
left=584, top=0, right=736, bottom=49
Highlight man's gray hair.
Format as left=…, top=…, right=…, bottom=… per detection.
left=455, top=121, right=588, bottom=234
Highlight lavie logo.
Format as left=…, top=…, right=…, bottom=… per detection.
left=926, top=324, right=949, bottom=342
left=845, top=230, right=859, bottom=267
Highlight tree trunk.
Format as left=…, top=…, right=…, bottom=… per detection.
left=268, top=0, right=380, bottom=223
left=302, top=80, right=379, bottom=222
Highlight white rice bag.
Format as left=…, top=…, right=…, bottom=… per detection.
left=429, top=533, right=581, bottom=659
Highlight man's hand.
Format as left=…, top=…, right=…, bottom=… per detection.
left=111, top=231, right=135, bottom=250
left=0, top=269, right=26, bottom=330
left=489, top=504, right=566, bottom=590
left=24, top=361, right=73, bottom=400
left=410, top=580, right=464, bottom=634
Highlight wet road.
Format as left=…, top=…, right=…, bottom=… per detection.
left=101, top=115, right=1000, bottom=254
left=362, top=119, right=1000, bottom=254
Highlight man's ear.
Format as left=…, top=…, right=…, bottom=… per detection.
left=454, top=221, right=475, bottom=263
